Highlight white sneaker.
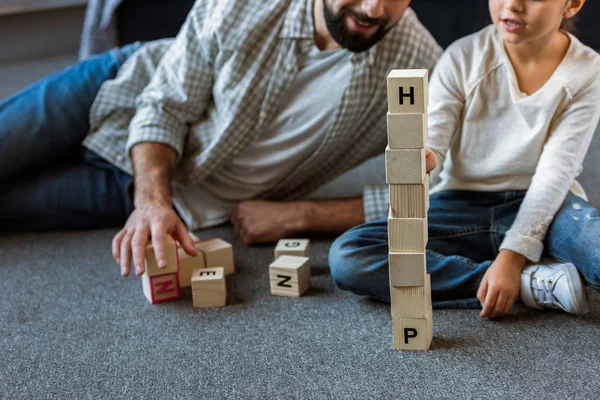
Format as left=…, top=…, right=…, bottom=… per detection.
left=520, top=259, right=589, bottom=315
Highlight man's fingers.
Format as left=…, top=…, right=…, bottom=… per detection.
left=119, top=230, right=134, bottom=276
left=174, top=222, right=199, bottom=257
left=131, top=226, right=150, bottom=276
left=230, top=207, right=240, bottom=225
left=480, top=287, right=499, bottom=318
left=112, top=229, right=126, bottom=264
left=150, top=225, right=168, bottom=269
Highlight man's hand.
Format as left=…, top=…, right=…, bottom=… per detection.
left=231, top=198, right=365, bottom=245
left=477, top=249, right=528, bottom=319
left=231, top=200, right=305, bottom=245
left=112, top=201, right=198, bottom=277
left=113, top=142, right=197, bottom=277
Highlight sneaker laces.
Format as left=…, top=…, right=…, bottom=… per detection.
left=531, top=275, right=562, bottom=310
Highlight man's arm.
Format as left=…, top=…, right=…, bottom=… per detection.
left=112, top=143, right=197, bottom=277
left=231, top=152, right=437, bottom=245
left=111, top=2, right=221, bottom=276
left=231, top=198, right=365, bottom=245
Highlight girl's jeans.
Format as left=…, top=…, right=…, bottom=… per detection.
left=328, top=190, right=600, bottom=308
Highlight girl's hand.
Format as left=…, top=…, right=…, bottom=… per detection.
left=425, top=149, right=436, bottom=173
left=477, top=250, right=528, bottom=319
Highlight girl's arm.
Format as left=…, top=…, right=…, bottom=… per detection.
left=426, top=47, right=466, bottom=184
left=500, top=77, right=600, bottom=262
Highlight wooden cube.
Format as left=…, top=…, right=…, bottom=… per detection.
left=387, top=69, right=428, bottom=114
left=178, top=242, right=206, bottom=288
left=389, top=175, right=429, bottom=218
left=269, top=255, right=311, bottom=297
left=388, top=209, right=428, bottom=252
left=191, top=267, right=226, bottom=308
left=390, top=274, right=431, bottom=318
left=385, top=146, right=426, bottom=184
left=144, top=235, right=179, bottom=276
left=142, top=272, right=181, bottom=304
left=196, top=238, right=235, bottom=275
left=389, top=252, right=427, bottom=287
left=392, top=313, right=433, bottom=350
left=387, top=113, right=428, bottom=149
left=274, top=239, right=310, bottom=259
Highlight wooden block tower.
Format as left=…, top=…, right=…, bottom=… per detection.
left=386, top=69, right=433, bottom=350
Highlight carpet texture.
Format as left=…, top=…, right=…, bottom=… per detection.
left=1, top=225, right=600, bottom=399
left=2, top=124, right=599, bottom=399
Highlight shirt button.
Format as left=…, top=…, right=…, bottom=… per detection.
left=286, top=64, right=294, bottom=73
left=259, top=111, right=267, bottom=121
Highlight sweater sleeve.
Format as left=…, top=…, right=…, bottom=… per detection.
left=500, top=76, right=600, bottom=261
left=426, top=44, right=466, bottom=186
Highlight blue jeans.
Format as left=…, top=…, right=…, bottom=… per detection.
left=0, top=43, right=143, bottom=231
left=329, top=191, right=600, bottom=308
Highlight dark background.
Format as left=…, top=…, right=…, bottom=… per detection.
left=116, top=0, right=600, bottom=50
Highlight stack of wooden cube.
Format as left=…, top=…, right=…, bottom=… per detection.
left=385, top=69, right=433, bottom=350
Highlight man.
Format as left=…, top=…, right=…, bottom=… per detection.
left=0, top=0, right=440, bottom=277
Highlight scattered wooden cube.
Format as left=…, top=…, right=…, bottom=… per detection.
left=392, top=313, right=433, bottom=350
left=387, top=69, right=428, bottom=114
left=196, top=238, right=235, bottom=275
left=274, top=239, right=310, bottom=259
left=144, top=235, right=179, bottom=276
left=385, top=146, right=426, bottom=184
left=389, top=175, right=429, bottom=218
left=142, top=272, right=181, bottom=304
left=390, top=275, right=431, bottom=318
left=389, top=252, right=427, bottom=287
left=387, top=209, right=428, bottom=252
left=178, top=242, right=206, bottom=288
left=387, top=113, right=428, bottom=149
left=191, top=267, right=226, bottom=308
left=269, top=255, right=311, bottom=297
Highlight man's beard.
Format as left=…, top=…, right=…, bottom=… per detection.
left=323, top=2, right=391, bottom=53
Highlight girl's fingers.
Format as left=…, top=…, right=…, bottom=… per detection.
left=477, top=279, right=488, bottom=305
left=425, top=150, right=437, bottom=173
left=503, top=295, right=517, bottom=316
left=491, top=295, right=508, bottom=319
left=481, top=287, right=499, bottom=318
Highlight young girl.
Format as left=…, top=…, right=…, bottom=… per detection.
left=329, top=0, right=600, bottom=319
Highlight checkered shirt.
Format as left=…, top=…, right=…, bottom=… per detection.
left=83, top=0, right=442, bottom=222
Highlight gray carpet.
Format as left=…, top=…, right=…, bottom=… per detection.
left=2, top=227, right=600, bottom=399
left=2, top=125, right=599, bottom=399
